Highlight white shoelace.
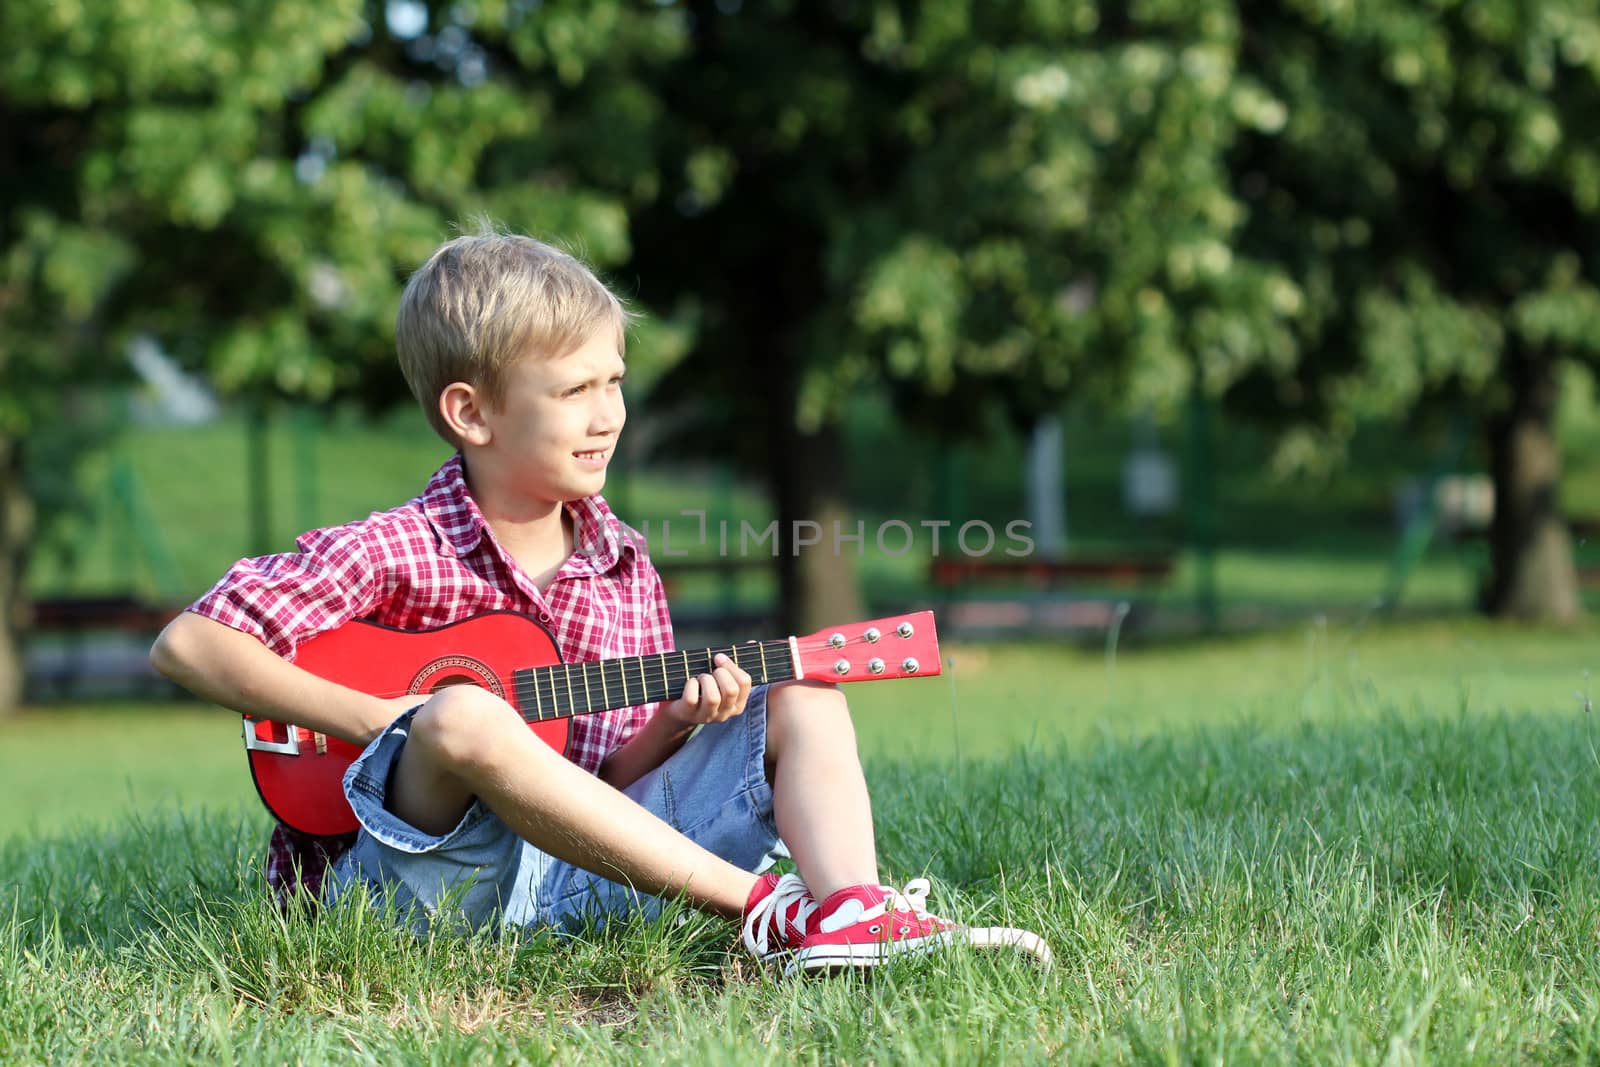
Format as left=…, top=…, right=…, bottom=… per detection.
left=742, top=873, right=819, bottom=956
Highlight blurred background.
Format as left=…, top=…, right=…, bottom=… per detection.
left=4, top=0, right=1600, bottom=712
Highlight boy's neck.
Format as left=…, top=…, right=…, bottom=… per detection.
left=487, top=505, right=576, bottom=594
left=460, top=460, right=580, bottom=589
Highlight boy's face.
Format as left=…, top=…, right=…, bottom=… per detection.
left=476, top=329, right=626, bottom=508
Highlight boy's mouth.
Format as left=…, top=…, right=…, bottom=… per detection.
left=574, top=448, right=610, bottom=467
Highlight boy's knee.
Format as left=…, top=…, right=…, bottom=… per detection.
left=770, top=679, right=847, bottom=712
left=409, top=686, right=525, bottom=773
left=768, top=680, right=854, bottom=746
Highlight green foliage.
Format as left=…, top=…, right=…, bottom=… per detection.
left=1230, top=0, right=1600, bottom=449
left=0, top=0, right=689, bottom=429
left=630, top=3, right=1307, bottom=447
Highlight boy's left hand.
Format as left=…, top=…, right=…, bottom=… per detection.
left=661, top=653, right=751, bottom=725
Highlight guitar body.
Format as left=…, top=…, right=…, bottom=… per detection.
left=245, top=612, right=568, bottom=837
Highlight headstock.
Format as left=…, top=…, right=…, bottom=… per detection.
left=792, top=610, right=941, bottom=682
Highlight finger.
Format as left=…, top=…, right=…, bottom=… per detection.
left=716, top=653, right=753, bottom=690
left=710, top=668, right=741, bottom=713
left=680, top=675, right=700, bottom=707
left=698, top=673, right=721, bottom=717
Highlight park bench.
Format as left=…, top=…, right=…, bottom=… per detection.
left=29, top=594, right=181, bottom=635
left=929, top=554, right=1176, bottom=635
left=929, top=556, right=1175, bottom=590
left=23, top=594, right=184, bottom=699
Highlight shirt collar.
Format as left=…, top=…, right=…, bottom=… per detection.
left=420, top=454, right=634, bottom=573
left=560, top=493, right=633, bottom=576
left=419, top=456, right=484, bottom=557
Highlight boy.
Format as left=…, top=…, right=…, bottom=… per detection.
left=150, top=231, right=1050, bottom=974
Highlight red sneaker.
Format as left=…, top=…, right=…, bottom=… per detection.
left=790, top=878, right=1053, bottom=974
left=741, top=872, right=820, bottom=966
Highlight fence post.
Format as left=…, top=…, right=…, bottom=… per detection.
left=1186, top=384, right=1219, bottom=631
left=294, top=405, right=319, bottom=536
left=247, top=397, right=272, bottom=556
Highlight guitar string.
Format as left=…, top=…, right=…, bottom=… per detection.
left=519, top=640, right=801, bottom=722
left=300, top=634, right=913, bottom=711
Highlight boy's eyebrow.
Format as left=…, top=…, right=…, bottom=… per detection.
left=557, top=363, right=627, bottom=387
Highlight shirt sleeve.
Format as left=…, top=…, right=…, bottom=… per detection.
left=185, top=523, right=380, bottom=659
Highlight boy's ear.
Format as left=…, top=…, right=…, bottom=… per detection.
left=439, top=382, right=492, bottom=446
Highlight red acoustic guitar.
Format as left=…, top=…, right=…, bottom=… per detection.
left=243, top=609, right=942, bottom=836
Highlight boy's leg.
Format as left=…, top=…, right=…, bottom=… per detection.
left=543, top=684, right=788, bottom=930
left=762, top=680, right=880, bottom=900
left=761, top=679, right=1055, bottom=972
left=387, top=685, right=759, bottom=918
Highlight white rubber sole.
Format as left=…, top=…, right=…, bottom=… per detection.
left=785, top=926, right=1053, bottom=976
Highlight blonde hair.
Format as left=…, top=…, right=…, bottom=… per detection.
left=396, top=230, right=630, bottom=444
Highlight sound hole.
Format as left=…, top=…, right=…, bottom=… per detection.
left=408, top=656, right=505, bottom=699
left=423, top=672, right=482, bottom=693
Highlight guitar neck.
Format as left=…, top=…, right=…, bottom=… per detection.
left=510, top=640, right=798, bottom=722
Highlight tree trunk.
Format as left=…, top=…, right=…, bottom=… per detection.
left=0, top=435, right=33, bottom=715
left=763, top=339, right=866, bottom=635
left=1482, top=347, right=1584, bottom=622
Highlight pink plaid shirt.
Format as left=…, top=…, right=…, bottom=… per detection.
left=188, top=454, right=674, bottom=901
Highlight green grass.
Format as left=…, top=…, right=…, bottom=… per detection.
left=4, top=619, right=1600, bottom=1062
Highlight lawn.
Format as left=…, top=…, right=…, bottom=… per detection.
left=3, top=618, right=1598, bottom=1062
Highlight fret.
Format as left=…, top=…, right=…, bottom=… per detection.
left=658, top=652, right=668, bottom=703
left=581, top=662, right=592, bottom=714
left=564, top=663, right=575, bottom=714
left=531, top=669, right=543, bottom=720
left=546, top=665, right=560, bottom=718
left=615, top=656, right=628, bottom=706
left=637, top=656, right=648, bottom=705
left=758, top=640, right=768, bottom=682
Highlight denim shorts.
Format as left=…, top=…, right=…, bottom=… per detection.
left=327, top=685, right=786, bottom=933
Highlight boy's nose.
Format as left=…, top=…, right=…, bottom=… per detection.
left=591, top=394, right=625, bottom=435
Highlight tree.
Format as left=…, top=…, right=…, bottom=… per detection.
left=0, top=0, right=684, bottom=713
left=631, top=0, right=1301, bottom=632
left=1227, top=0, right=1600, bottom=620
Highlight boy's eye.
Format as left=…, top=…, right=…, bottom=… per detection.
left=565, top=385, right=587, bottom=397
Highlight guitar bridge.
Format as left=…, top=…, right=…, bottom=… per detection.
left=242, top=717, right=303, bottom=756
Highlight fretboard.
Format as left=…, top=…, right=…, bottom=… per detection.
left=510, top=640, right=798, bottom=722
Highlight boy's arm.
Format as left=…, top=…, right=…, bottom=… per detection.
left=150, top=611, right=402, bottom=747
left=597, top=706, right=700, bottom=790
left=598, top=652, right=751, bottom=790
left=598, top=562, right=751, bottom=790
left=151, top=520, right=404, bottom=745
